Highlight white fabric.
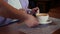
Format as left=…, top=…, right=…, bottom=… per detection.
left=8, top=0, right=22, bottom=9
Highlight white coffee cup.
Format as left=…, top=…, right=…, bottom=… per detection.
left=36, top=13, right=49, bottom=24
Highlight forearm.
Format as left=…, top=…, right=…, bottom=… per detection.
left=0, top=0, right=28, bottom=21
left=0, top=0, right=20, bottom=13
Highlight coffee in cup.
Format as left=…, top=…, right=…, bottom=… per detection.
left=36, top=13, right=49, bottom=24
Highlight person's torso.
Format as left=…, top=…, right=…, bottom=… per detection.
left=4, top=0, right=29, bottom=10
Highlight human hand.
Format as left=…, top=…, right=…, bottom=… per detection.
left=32, top=7, right=39, bottom=12
left=24, top=14, right=39, bottom=27
left=32, top=7, right=39, bottom=14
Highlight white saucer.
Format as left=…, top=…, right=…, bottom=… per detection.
left=39, top=20, right=52, bottom=24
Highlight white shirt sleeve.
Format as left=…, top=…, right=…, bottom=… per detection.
left=8, top=0, right=22, bottom=9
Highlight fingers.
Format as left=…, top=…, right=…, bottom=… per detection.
left=24, top=14, right=39, bottom=27
left=25, top=19, right=39, bottom=28
left=32, top=7, right=39, bottom=12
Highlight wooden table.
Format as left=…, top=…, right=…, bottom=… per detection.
left=53, top=29, right=60, bottom=34
left=0, top=17, right=60, bottom=34
left=0, top=23, right=26, bottom=34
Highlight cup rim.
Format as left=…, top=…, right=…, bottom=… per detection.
left=36, top=13, right=49, bottom=16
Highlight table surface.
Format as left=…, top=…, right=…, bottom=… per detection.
left=0, top=17, right=60, bottom=34
left=52, top=28, right=60, bottom=34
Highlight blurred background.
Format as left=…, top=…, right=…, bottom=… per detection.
left=29, top=0, right=60, bottom=13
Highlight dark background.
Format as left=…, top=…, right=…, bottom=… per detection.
left=29, top=0, right=60, bottom=13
